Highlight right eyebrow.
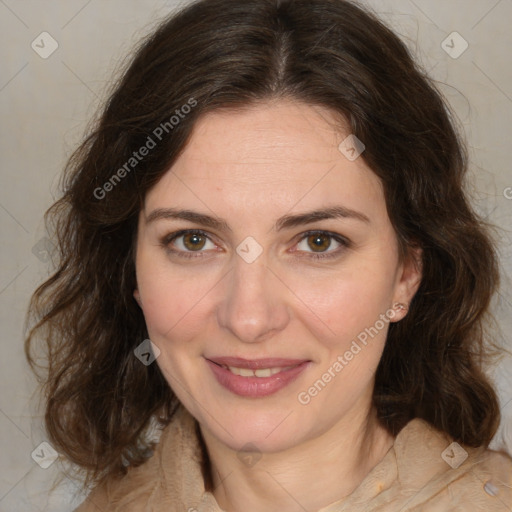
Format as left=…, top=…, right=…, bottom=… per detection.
left=145, top=208, right=232, bottom=233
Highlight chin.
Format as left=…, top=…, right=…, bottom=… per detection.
left=196, top=399, right=311, bottom=452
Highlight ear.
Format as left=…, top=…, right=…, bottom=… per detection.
left=133, top=289, right=142, bottom=307
left=390, top=245, right=422, bottom=322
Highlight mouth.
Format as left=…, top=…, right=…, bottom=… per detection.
left=205, top=356, right=311, bottom=397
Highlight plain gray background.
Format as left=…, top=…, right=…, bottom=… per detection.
left=1, top=0, right=511, bottom=510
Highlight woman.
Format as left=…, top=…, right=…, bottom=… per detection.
left=25, top=0, right=512, bottom=510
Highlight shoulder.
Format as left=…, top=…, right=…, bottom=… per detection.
left=394, top=418, right=512, bottom=511
left=73, top=406, right=199, bottom=512
left=72, top=460, right=164, bottom=512
left=441, top=447, right=512, bottom=510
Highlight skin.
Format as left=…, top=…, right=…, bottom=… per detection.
left=133, top=99, right=422, bottom=512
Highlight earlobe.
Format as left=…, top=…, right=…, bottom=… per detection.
left=402, top=245, right=423, bottom=299
left=133, top=289, right=142, bottom=307
left=391, top=246, right=423, bottom=321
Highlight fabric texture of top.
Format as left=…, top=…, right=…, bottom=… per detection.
left=74, top=404, right=512, bottom=511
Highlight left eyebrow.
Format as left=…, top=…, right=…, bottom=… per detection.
left=275, top=206, right=370, bottom=231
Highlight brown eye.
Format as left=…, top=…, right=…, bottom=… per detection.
left=306, top=233, right=332, bottom=252
left=161, top=230, right=218, bottom=259
left=294, top=231, right=349, bottom=260
left=182, top=232, right=207, bottom=251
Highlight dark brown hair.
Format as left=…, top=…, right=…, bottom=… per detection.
left=25, top=0, right=506, bottom=490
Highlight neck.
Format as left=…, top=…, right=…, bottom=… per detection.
left=200, top=406, right=394, bottom=512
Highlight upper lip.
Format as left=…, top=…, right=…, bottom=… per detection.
left=206, top=356, right=309, bottom=370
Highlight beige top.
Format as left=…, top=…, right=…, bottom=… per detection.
left=74, top=405, right=512, bottom=511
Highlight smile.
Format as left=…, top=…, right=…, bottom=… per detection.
left=205, top=357, right=311, bottom=397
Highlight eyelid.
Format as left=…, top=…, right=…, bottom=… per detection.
left=290, top=230, right=350, bottom=260
left=161, top=228, right=214, bottom=246
left=160, top=229, right=219, bottom=258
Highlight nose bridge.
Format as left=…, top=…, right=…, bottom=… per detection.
left=216, top=253, right=289, bottom=343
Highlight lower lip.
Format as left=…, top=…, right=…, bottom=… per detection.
left=206, top=359, right=310, bottom=397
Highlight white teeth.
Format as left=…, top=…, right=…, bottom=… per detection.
left=255, top=368, right=272, bottom=377
left=225, top=365, right=294, bottom=377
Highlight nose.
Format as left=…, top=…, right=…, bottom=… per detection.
left=216, top=254, right=290, bottom=344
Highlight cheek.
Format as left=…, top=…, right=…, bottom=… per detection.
left=136, top=257, right=218, bottom=342
left=293, top=259, right=396, bottom=346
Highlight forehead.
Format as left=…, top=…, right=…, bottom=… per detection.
left=144, top=100, right=386, bottom=221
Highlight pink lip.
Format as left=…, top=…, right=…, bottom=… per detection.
left=205, top=357, right=311, bottom=398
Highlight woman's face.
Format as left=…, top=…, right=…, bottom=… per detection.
left=134, top=100, right=421, bottom=453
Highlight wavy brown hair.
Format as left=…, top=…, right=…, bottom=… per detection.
left=25, top=0, right=507, bottom=491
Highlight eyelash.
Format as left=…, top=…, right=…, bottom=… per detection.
left=160, top=229, right=350, bottom=261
